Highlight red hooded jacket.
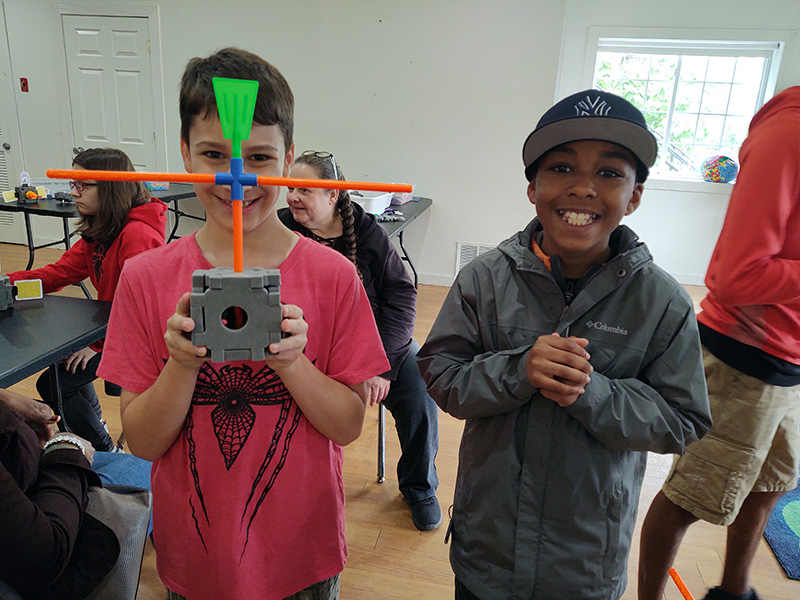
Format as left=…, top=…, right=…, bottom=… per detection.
left=9, top=199, right=167, bottom=349
left=698, top=86, right=800, bottom=365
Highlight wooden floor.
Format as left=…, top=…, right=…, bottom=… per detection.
left=2, top=241, right=798, bottom=600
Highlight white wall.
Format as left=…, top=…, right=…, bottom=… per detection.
left=1, top=0, right=796, bottom=285
left=1, top=0, right=567, bottom=283
left=557, top=0, right=800, bottom=284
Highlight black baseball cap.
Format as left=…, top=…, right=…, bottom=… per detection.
left=522, top=89, right=658, bottom=181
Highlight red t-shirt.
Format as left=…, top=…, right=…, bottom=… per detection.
left=98, top=234, right=389, bottom=600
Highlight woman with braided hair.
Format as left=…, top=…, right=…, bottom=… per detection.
left=279, top=150, right=442, bottom=530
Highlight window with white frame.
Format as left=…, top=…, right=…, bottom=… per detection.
left=591, top=38, right=784, bottom=179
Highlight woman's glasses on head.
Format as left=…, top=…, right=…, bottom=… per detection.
left=68, top=181, right=98, bottom=193
left=301, top=150, right=338, bottom=182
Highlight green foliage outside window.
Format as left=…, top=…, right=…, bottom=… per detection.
left=593, top=51, right=766, bottom=178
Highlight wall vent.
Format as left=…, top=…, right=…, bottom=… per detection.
left=456, top=242, right=495, bottom=273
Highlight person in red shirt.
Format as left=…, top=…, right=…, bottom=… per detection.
left=97, top=48, right=388, bottom=600
left=8, top=148, right=166, bottom=452
left=639, top=86, right=800, bottom=600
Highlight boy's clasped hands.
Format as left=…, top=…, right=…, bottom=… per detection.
left=164, top=292, right=309, bottom=372
left=526, top=332, right=593, bottom=406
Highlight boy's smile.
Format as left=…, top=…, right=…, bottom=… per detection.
left=180, top=115, right=294, bottom=238
left=527, top=140, right=643, bottom=278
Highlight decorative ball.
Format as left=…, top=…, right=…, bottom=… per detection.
left=701, top=155, right=739, bottom=183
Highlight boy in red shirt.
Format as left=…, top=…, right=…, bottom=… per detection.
left=98, top=48, right=388, bottom=600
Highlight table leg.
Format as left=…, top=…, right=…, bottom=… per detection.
left=62, top=217, right=72, bottom=250
left=24, top=213, right=35, bottom=270
left=48, top=363, right=70, bottom=433
left=398, top=231, right=418, bottom=289
left=168, top=199, right=181, bottom=242
left=378, top=403, right=386, bottom=483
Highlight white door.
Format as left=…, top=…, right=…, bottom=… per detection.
left=61, top=14, right=157, bottom=171
left=0, top=1, right=25, bottom=244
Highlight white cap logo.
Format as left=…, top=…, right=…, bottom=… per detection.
left=575, top=95, right=611, bottom=117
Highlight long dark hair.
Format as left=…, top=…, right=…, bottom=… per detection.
left=72, top=148, right=151, bottom=248
left=293, top=153, right=359, bottom=274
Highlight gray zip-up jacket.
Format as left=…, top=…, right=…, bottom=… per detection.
left=418, top=219, right=711, bottom=600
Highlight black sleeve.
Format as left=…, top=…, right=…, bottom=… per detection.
left=0, top=448, right=99, bottom=592
left=361, top=229, right=417, bottom=379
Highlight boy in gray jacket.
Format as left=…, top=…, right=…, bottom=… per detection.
left=417, top=89, right=712, bottom=600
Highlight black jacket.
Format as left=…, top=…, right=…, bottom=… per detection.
left=0, top=402, right=117, bottom=599
left=279, top=202, right=416, bottom=379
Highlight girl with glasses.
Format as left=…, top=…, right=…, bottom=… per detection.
left=281, top=152, right=442, bottom=531
left=6, top=148, right=167, bottom=452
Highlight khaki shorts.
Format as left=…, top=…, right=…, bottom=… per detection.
left=663, top=347, right=800, bottom=525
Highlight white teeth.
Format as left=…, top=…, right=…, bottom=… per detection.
left=222, top=199, right=255, bottom=207
left=559, top=210, right=597, bottom=226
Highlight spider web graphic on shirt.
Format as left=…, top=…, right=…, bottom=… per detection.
left=186, top=361, right=299, bottom=554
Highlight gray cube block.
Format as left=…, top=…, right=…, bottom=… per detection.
left=1, top=275, right=13, bottom=311
left=190, top=267, right=282, bottom=362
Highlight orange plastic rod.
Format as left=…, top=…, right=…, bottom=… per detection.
left=47, top=170, right=214, bottom=184
left=256, top=176, right=412, bottom=193
left=46, top=169, right=413, bottom=193
left=669, top=568, right=695, bottom=600
left=233, top=200, right=243, bottom=273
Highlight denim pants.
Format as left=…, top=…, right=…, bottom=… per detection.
left=167, top=573, right=339, bottom=600
left=92, top=450, right=153, bottom=535
left=382, top=340, right=439, bottom=503
left=36, top=352, right=114, bottom=451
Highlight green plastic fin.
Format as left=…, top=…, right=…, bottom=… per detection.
left=212, top=77, right=259, bottom=159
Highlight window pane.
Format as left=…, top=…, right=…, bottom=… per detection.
left=650, top=55, right=678, bottom=81
left=734, top=57, right=766, bottom=85
left=680, top=56, right=708, bottom=82
left=618, top=80, right=647, bottom=108
left=669, top=114, right=698, bottom=144
left=621, top=54, right=651, bottom=79
left=595, top=52, right=626, bottom=81
left=675, top=82, right=703, bottom=112
left=728, top=83, right=759, bottom=115
left=722, top=116, right=750, bottom=147
left=701, top=83, right=731, bottom=114
left=664, top=144, right=693, bottom=172
left=645, top=80, right=674, bottom=110
left=643, top=110, right=668, bottom=140
left=707, top=56, right=736, bottom=82
left=696, top=115, right=725, bottom=145
left=595, top=78, right=621, bottom=96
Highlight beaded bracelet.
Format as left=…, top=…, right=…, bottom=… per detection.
left=43, top=434, right=87, bottom=457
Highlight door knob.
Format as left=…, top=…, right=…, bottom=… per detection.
left=2, top=143, right=10, bottom=150
left=73, top=146, right=85, bottom=155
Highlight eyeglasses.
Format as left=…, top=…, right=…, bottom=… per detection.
left=68, top=181, right=98, bottom=193
left=301, top=150, right=338, bottom=182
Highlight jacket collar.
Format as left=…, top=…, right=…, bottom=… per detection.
left=498, top=218, right=652, bottom=290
